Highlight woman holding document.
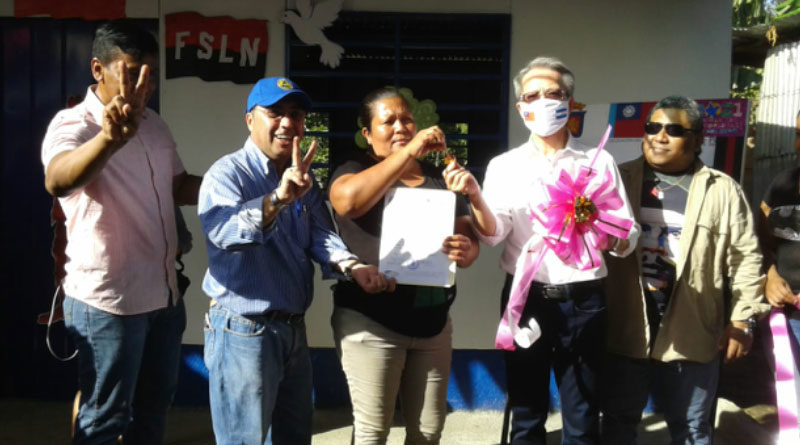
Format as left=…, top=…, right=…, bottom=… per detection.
left=329, top=87, right=479, bottom=444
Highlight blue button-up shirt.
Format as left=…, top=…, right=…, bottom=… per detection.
left=198, top=137, right=355, bottom=315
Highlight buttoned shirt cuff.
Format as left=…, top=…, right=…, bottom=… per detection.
left=609, top=222, right=640, bottom=258
left=239, top=196, right=267, bottom=243
left=474, top=213, right=509, bottom=247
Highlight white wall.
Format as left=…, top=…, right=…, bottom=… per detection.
left=0, top=1, right=11, bottom=16
left=12, top=0, right=728, bottom=347
left=507, top=0, right=732, bottom=147
left=161, top=0, right=732, bottom=347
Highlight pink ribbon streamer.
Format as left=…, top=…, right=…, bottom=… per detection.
left=770, top=306, right=800, bottom=444
left=495, top=125, right=634, bottom=350
left=496, top=237, right=547, bottom=350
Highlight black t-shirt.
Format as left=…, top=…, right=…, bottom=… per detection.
left=763, top=166, right=800, bottom=292
left=330, top=153, right=470, bottom=337
left=639, top=166, right=690, bottom=339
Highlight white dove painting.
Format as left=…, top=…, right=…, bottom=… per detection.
left=281, top=0, right=345, bottom=68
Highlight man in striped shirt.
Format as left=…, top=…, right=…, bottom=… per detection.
left=198, top=77, right=390, bottom=445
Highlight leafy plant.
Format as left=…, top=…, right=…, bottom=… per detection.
left=302, top=111, right=330, bottom=188
left=732, top=0, right=773, bottom=26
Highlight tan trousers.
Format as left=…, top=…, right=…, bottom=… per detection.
left=332, top=307, right=452, bottom=445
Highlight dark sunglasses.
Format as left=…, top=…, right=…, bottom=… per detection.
left=644, top=122, right=700, bottom=137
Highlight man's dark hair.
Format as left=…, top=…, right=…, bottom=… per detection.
left=647, top=95, right=704, bottom=132
left=92, top=20, right=158, bottom=64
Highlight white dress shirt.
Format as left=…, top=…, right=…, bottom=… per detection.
left=479, top=135, right=639, bottom=284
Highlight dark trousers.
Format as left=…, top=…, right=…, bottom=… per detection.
left=601, top=353, right=720, bottom=445
left=502, top=274, right=607, bottom=445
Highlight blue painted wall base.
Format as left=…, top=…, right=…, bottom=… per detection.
left=175, top=345, right=561, bottom=412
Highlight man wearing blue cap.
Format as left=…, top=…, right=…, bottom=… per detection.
left=198, top=77, right=391, bottom=445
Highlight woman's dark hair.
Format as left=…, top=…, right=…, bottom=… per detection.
left=92, top=20, right=158, bottom=64
left=358, top=87, right=410, bottom=131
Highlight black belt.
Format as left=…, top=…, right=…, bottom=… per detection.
left=531, top=279, right=603, bottom=302
left=263, top=310, right=304, bottom=325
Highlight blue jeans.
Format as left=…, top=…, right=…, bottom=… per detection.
left=502, top=276, right=607, bottom=445
left=204, top=305, right=313, bottom=445
left=601, top=353, right=720, bottom=445
left=63, top=296, right=186, bottom=445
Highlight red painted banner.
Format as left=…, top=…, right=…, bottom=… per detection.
left=15, top=0, right=126, bottom=20
left=165, top=12, right=269, bottom=84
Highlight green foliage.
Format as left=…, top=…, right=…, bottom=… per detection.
left=731, top=66, right=763, bottom=127
left=302, top=111, right=330, bottom=188
left=732, top=0, right=772, bottom=26
left=427, top=122, right=469, bottom=167
left=732, top=0, right=800, bottom=26
left=776, top=0, right=800, bottom=19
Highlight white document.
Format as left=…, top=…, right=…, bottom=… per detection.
left=379, top=187, right=456, bottom=287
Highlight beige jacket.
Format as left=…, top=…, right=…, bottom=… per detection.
left=605, top=158, right=768, bottom=363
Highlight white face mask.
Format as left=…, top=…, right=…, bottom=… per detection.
left=518, top=99, right=570, bottom=137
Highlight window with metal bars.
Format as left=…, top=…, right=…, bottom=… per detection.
left=285, top=11, right=511, bottom=189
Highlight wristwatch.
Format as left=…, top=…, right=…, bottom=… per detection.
left=741, top=316, right=757, bottom=336
left=270, top=191, right=288, bottom=210
left=341, top=262, right=356, bottom=281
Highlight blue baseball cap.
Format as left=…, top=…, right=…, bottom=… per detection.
left=245, top=77, right=312, bottom=113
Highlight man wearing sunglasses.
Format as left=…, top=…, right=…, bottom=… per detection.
left=601, top=95, right=768, bottom=444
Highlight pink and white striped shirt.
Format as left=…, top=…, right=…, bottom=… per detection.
left=41, top=86, right=184, bottom=315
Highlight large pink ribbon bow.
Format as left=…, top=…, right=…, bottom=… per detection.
left=770, top=306, right=800, bottom=443
left=495, top=125, right=634, bottom=351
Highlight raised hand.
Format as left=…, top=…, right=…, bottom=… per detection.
left=442, top=159, right=480, bottom=199
left=766, top=266, right=799, bottom=307
left=405, top=125, right=446, bottom=159
left=274, top=137, right=318, bottom=204
left=102, top=61, right=150, bottom=147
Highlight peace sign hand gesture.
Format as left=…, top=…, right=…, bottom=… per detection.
left=101, top=60, right=151, bottom=148
left=274, top=137, right=318, bottom=205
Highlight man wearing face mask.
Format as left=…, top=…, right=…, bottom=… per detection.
left=444, top=56, right=638, bottom=444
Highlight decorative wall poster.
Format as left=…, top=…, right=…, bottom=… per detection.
left=15, top=0, right=125, bottom=19
left=575, top=98, right=749, bottom=181
left=165, top=12, right=268, bottom=84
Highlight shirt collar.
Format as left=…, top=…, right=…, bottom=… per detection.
left=526, top=133, right=587, bottom=160
left=84, top=86, right=105, bottom=124
left=244, top=137, right=279, bottom=178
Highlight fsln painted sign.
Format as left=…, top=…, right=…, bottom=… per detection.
left=165, top=12, right=268, bottom=84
